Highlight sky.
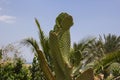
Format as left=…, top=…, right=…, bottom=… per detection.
left=0, top=0, right=120, bottom=62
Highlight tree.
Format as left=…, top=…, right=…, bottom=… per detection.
left=0, top=44, right=31, bottom=80
left=81, top=34, right=120, bottom=79
left=70, top=34, right=120, bottom=79
left=0, top=57, right=31, bottom=80
left=103, top=34, right=120, bottom=53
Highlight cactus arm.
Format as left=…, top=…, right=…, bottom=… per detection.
left=49, top=13, right=73, bottom=80
left=37, top=49, right=55, bottom=80
left=54, top=12, right=73, bottom=67
left=49, top=31, right=67, bottom=80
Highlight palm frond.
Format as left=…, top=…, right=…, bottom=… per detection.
left=35, top=18, right=49, bottom=56
left=94, top=51, right=120, bottom=74
left=73, top=38, right=95, bottom=52
left=21, top=38, right=40, bottom=52
left=35, top=18, right=44, bottom=46
left=104, top=34, right=120, bottom=53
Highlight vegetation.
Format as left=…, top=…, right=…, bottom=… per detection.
left=0, top=45, right=31, bottom=80
left=0, top=12, right=120, bottom=80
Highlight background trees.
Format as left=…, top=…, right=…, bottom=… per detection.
left=0, top=44, right=31, bottom=80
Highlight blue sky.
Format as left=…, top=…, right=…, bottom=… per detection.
left=0, top=0, right=120, bottom=62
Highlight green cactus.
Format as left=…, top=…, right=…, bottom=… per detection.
left=49, top=13, right=73, bottom=80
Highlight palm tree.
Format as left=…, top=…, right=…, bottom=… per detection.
left=22, top=19, right=55, bottom=80
left=87, top=34, right=120, bottom=79
left=79, top=34, right=119, bottom=79
left=71, top=34, right=120, bottom=79
left=70, top=38, right=96, bottom=67
left=68, top=37, right=99, bottom=78
left=70, top=37, right=105, bottom=69
left=103, top=34, right=120, bottom=54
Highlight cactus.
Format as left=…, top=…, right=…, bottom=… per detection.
left=49, top=13, right=73, bottom=80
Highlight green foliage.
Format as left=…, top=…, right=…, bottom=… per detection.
left=30, top=54, right=46, bottom=80
left=109, top=63, right=120, bottom=76
left=0, top=58, right=31, bottom=80
left=104, top=34, right=120, bottom=53
left=94, top=51, right=120, bottom=79
left=0, top=44, right=31, bottom=80
left=69, top=50, right=82, bottom=67
left=0, top=49, right=2, bottom=59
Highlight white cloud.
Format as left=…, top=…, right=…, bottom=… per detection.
left=0, top=15, right=16, bottom=24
